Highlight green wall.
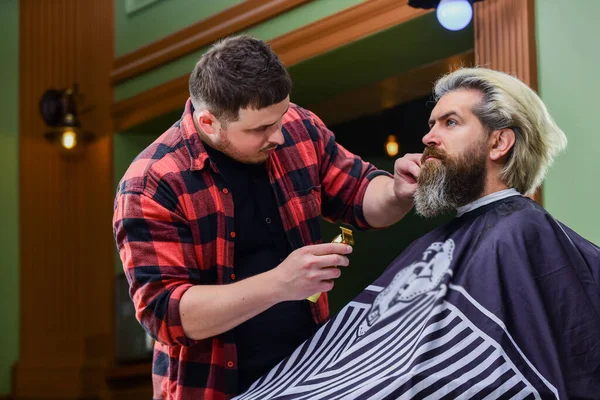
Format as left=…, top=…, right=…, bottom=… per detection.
left=114, top=0, right=366, bottom=101
left=537, top=0, right=600, bottom=245
left=0, top=0, right=19, bottom=395
left=115, top=0, right=244, bottom=57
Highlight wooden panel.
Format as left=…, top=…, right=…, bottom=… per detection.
left=474, top=0, right=542, bottom=203
left=309, top=51, right=475, bottom=126
left=111, top=0, right=311, bottom=84
left=17, top=0, right=115, bottom=398
left=112, top=0, right=431, bottom=131
left=474, top=0, right=538, bottom=90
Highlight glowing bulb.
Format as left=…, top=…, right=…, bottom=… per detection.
left=386, top=135, right=399, bottom=157
left=436, top=0, right=473, bottom=31
left=61, top=130, right=77, bottom=150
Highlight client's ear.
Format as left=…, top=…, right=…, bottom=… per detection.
left=489, top=128, right=516, bottom=161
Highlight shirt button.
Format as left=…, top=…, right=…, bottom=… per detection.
left=230, top=273, right=236, bottom=280
left=227, top=361, right=234, bottom=368
left=230, top=231, right=236, bottom=238
left=265, top=217, right=272, bottom=224
left=222, top=188, right=229, bottom=194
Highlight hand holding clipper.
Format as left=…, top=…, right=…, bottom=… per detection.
left=306, top=227, right=355, bottom=303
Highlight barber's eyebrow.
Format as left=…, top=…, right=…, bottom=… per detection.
left=249, top=106, right=290, bottom=131
left=428, top=111, right=461, bottom=127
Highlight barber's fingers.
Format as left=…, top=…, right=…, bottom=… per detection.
left=400, top=152, right=423, bottom=167
left=318, top=279, right=336, bottom=293
left=300, top=243, right=353, bottom=256
left=403, top=161, right=421, bottom=182
left=318, top=267, right=342, bottom=280
left=395, top=154, right=422, bottom=183
left=313, top=254, right=349, bottom=269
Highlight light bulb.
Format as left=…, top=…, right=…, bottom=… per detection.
left=386, top=135, right=399, bottom=157
left=436, top=0, right=473, bottom=31
left=61, top=130, right=77, bottom=150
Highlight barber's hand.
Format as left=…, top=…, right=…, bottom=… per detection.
left=393, top=153, right=422, bottom=202
left=270, top=243, right=352, bottom=302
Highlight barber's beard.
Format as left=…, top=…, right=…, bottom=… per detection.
left=216, top=132, right=272, bottom=165
left=414, top=141, right=487, bottom=218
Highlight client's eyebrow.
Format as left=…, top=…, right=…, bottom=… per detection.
left=428, top=111, right=461, bottom=127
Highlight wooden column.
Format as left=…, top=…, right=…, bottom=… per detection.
left=16, top=1, right=115, bottom=398
left=474, top=0, right=542, bottom=203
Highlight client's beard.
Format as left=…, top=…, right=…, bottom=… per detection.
left=414, top=142, right=487, bottom=218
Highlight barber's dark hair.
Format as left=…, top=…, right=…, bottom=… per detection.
left=189, top=35, right=292, bottom=123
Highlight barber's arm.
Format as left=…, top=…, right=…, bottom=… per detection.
left=179, top=242, right=351, bottom=340
left=114, top=184, right=351, bottom=344
left=306, top=107, right=421, bottom=229
left=362, top=154, right=422, bottom=228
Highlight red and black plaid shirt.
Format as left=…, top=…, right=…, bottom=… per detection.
left=113, top=99, right=390, bottom=399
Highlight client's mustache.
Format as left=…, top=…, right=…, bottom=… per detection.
left=421, top=146, right=447, bottom=164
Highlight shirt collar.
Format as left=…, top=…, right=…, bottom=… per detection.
left=180, top=98, right=211, bottom=172
left=456, top=188, right=521, bottom=217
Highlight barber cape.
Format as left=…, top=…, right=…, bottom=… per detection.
left=235, top=195, right=600, bottom=400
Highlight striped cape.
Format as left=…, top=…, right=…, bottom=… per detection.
left=235, top=196, right=600, bottom=399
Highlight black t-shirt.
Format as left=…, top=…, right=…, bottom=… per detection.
left=204, top=144, right=317, bottom=393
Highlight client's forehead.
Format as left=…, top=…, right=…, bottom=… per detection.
left=431, top=89, right=483, bottom=120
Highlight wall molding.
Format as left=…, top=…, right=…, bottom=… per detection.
left=111, top=0, right=310, bottom=84
left=112, top=0, right=431, bottom=131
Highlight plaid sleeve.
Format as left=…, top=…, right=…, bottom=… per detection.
left=308, top=111, right=392, bottom=230
left=113, top=179, right=199, bottom=348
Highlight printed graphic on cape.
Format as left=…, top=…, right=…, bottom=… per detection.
left=357, top=239, right=454, bottom=338
left=235, top=239, right=555, bottom=400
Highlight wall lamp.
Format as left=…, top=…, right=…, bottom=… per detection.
left=39, top=85, right=94, bottom=157
left=385, top=135, right=399, bottom=157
